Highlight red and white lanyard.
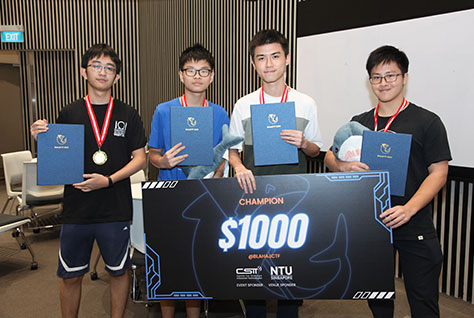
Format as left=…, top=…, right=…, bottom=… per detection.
left=179, top=94, right=207, bottom=107
left=259, top=85, right=289, bottom=104
left=85, top=95, right=114, bottom=148
left=374, top=98, right=409, bottom=132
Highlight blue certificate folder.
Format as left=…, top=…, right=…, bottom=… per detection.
left=170, top=106, right=213, bottom=166
left=37, top=124, right=84, bottom=185
left=360, top=130, right=412, bottom=196
left=251, top=102, right=298, bottom=166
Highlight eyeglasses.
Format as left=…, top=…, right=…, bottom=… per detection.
left=182, top=68, right=212, bottom=77
left=87, top=64, right=116, bottom=75
left=369, top=73, right=403, bottom=84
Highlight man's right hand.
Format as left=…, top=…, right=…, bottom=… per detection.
left=234, top=166, right=256, bottom=194
left=324, top=150, right=370, bottom=173
left=159, top=142, right=188, bottom=169
left=30, top=119, right=49, bottom=141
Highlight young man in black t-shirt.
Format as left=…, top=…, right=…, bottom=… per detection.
left=325, top=46, right=451, bottom=318
left=31, top=44, right=147, bottom=318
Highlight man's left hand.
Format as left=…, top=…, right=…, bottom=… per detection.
left=281, top=129, right=306, bottom=148
left=379, top=205, right=415, bottom=229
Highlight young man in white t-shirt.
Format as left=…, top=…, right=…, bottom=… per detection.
left=228, top=29, right=323, bottom=317
left=229, top=29, right=323, bottom=195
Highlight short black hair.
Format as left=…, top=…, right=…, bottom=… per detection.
left=249, top=29, right=289, bottom=61
left=366, top=45, right=409, bottom=75
left=81, top=44, right=122, bottom=74
left=179, top=44, right=215, bottom=70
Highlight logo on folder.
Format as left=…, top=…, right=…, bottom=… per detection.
left=185, top=116, right=199, bottom=132
left=187, top=116, right=197, bottom=127
left=380, top=143, right=391, bottom=154
left=56, top=135, right=67, bottom=145
left=377, top=143, right=392, bottom=159
left=266, top=113, right=281, bottom=129
left=55, top=135, right=69, bottom=149
left=268, top=113, right=279, bottom=125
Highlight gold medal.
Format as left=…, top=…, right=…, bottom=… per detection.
left=93, top=150, right=108, bottom=165
left=85, top=95, right=114, bottom=166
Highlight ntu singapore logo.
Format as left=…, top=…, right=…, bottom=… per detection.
left=268, top=113, right=279, bottom=125
left=56, top=134, right=67, bottom=145
left=380, top=143, right=391, bottom=154
left=187, top=117, right=197, bottom=127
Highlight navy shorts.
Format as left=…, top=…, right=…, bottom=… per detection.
left=57, top=221, right=131, bottom=279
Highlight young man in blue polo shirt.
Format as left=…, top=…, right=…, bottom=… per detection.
left=148, top=43, right=229, bottom=318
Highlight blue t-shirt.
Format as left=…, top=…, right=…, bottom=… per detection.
left=149, top=98, right=230, bottom=180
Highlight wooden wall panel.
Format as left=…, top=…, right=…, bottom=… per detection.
left=138, top=0, right=297, bottom=137
left=1, top=0, right=140, bottom=150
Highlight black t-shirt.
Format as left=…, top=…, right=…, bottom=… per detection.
left=352, top=103, right=451, bottom=240
left=57, top=98, right=147, bottom=224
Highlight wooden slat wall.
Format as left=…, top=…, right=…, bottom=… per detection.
left=435, top=179, right=474, bottom=303
left=138, top=0, right=297, bottom=137
left=0, top=0, right=140, bottom=151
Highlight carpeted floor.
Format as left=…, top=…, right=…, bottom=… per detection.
left=1, top=183, right=473, bottom=317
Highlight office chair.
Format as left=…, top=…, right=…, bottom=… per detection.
left=1, top=151, right=32, bottom=214
left=18, top=159, right=63, bottom=231
left=0, top=213, right=38, bottom=270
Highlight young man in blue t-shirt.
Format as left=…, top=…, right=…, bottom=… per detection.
left=148, top=44, right=229, bottom=318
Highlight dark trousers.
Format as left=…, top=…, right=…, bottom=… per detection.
left=245, top=300, right=302, bottom=318
left=368, top=238, right=443, bottom=318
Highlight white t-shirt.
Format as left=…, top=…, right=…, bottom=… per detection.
left=229, top=87, right=323, bottom=151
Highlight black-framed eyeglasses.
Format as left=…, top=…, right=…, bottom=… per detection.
left=182, top=68, right=212, bottom=77
left=87, top=63, right=116, bottom=75
left=369, top=73, right=403, bottom=84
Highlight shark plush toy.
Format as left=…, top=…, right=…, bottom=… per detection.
left=180, top=124, right=244, bottom=179
left=332, top=121, right=369, bottom=162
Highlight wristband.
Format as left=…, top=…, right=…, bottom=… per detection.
left=106, top=175, right=114, bottom=188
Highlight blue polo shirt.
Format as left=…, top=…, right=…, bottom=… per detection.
left=149, top=98, right=230, bottom=180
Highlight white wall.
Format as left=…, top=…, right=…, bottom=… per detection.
left=297, top=9, right=474, bottom=167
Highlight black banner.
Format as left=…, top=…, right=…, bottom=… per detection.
left=297, top=0, right=474, bottom=37
left=142, top=172, right=394, bottom=300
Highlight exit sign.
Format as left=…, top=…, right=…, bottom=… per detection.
left=1, top=31, right=24, bottom=43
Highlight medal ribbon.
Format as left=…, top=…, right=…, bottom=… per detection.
left=85, top=95, right=114, bottom=148
left=179, top=94, right=206, bottom=107
left=259, top=85, right=288, bottom=104
left=374, top=98, right=408, bottom=132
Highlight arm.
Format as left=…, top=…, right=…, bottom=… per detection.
left=149, top=144, right=188, bottom=169
left=229, top=148, right=256, bottom=194
left=213, top=112, right=230, bottom=179
left=380, top=160, right=449, bottom=228
left=73, top=147, right=147, bottom=192
left=324, top=150, right=369, bottom=172
left=280, top=129, right=320, bottom=157
left=228, top=102, right=256, bottom=193
left=213, top=159, right=226, bottom=178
